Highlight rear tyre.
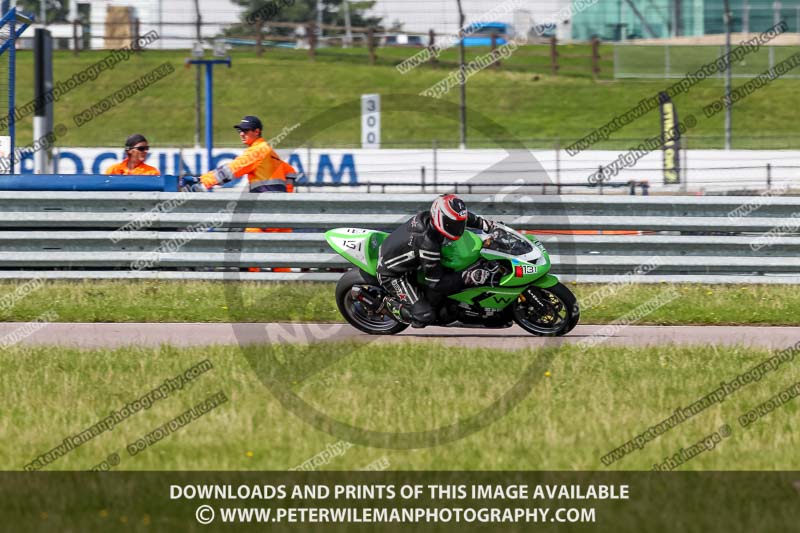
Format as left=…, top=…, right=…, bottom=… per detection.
left=512, top=282, right=580, bottom=337
left=335, top=269, right=409, bottom=335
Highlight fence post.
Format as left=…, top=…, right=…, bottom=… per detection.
left=767, top=163, right=772, bottom=190
left=597, top=165, right=604, bottom=195
left=368, top=27, right=376, bottom=65
left=256, top=22, right=263, bottom=57
left=308, top=23, right=317, bottom=59
left=133, top=18, right=141, bottom=53
left=306, top=142, right=314, bottom=186
left=555, top=137, right=562, bottom=194
left=72, top=19, right=80, bottom=56
left=550, top=36, right=558, bottom=76
left=421, top=166, right=426, bottom=192
left=428, top=29, right=438, bottom=67
left=432, top=139, right=438, bottom=191
left=491, top=33, right=500, bottom=69
left=591, top=37, right=600, bottom=80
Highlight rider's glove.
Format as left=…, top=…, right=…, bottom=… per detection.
left=462, top=261, right=501, bottom=287
left=478, top=217, right=495, bottom=233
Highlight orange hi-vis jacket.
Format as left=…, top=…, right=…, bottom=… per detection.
left=201, top=137, right=290, bottom=192
left=277, top=160, right=298, bottom=193
left=105, top=158, right=160, bottom=176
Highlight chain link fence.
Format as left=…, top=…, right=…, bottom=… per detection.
left=614, top=43, right=800, bottom=79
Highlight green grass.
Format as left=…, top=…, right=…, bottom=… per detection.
left=2, top=341, right=798, bottom=471
left=8, top=44, right=800, bottom=150
left=616, top=44, right=800, bottom=78
left=0, top=280, right=338, bottom=323
left=3, top=341, right=799, bottom=531
left=0, top=280, right=798, bottom=325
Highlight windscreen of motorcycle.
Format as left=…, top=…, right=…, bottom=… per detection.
left=481, top=225, right=543, bottom=263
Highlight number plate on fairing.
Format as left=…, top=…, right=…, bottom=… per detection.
left=329, top=235, right=369, bottom=266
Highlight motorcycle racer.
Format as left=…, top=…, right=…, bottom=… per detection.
left=376, top=194, right=500, bottom=327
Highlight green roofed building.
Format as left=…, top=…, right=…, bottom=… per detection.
left=571, top=0, right=800, bottom=41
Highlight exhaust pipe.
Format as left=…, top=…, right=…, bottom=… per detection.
left=350, top=286, right=380, bottom=309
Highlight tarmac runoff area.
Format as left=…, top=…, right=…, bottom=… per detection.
left=0, top=323, right=797, bottom=350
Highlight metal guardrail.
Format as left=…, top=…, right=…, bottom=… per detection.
left=0, top=192, right=796, bottom=282
left=292, top=180, right=652, bottom=195
left=1, top=191, right=796, bottom=216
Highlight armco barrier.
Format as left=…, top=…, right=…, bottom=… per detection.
left=0, top=192, right=797, bottom=282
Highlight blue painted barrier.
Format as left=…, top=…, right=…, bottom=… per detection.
left=0, top=174, right=181, bottom=191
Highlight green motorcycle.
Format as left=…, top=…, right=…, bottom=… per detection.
left=325, top=224, right=580, bottom=336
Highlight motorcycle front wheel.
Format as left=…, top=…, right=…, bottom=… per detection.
left=512, top=282, right=580, bottom=337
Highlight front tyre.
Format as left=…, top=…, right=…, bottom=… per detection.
left=512, top=282, right=580, bottom=337
left=335, top=268, right=409, bottom=335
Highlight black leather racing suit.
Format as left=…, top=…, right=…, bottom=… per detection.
left=376, top=210, right=488, bottom=324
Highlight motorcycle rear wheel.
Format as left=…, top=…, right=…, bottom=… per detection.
left=335, top=268, right=409, bottom=335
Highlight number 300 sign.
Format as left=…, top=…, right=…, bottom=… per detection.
left=361, top=94, right=381, bottom=149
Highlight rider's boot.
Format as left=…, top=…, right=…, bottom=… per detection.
left=383, top=298, right=427, bottom=328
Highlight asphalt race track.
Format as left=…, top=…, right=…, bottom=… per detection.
left=1, top=323, right=797, bottom=350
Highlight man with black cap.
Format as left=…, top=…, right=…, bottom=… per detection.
left=106, top=134, right=160, bottom=175
left=199, top=115, right=294, bottom=193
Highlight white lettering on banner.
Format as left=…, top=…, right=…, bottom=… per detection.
left=18, top=148, right=800, bottom=193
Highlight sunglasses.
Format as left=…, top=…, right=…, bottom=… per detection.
left=130, top=146, right=150, bottom=152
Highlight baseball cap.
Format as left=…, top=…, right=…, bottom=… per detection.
left=234, top=115, right=263, bottom=131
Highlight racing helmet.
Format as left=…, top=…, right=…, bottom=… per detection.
left=430, top=194, right=468, bottom=240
